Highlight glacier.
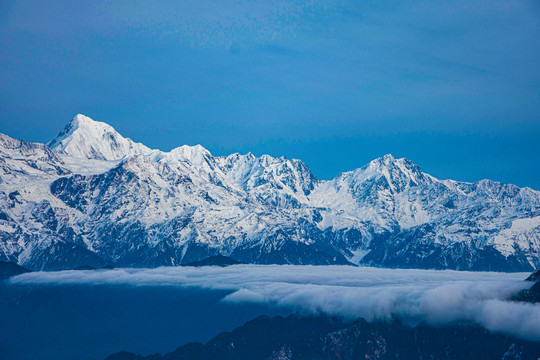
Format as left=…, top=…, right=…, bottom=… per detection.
left=0, top=114, right=539, bottom=271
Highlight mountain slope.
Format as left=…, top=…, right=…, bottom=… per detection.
left=1, top=114, right=539, bottom=270
left=105, top=315, right=540, bottom=360
left=0, top=260, right=30, bottom=280
left=48, top=114, right=153, bottom=161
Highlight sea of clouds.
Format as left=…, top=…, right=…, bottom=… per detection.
left=9, top=265, right=540, bottom=341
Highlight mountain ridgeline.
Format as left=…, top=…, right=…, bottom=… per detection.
left=105, top=314, right=540, bottom=360
left=0, top=114, right=539, bottom=271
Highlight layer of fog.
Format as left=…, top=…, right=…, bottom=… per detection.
left=9, top=265, right=539, bottom=341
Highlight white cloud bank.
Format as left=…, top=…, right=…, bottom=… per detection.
left=9, top=265, right=540, bottom=341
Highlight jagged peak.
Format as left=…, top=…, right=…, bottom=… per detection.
left=0, top=132, right=63, bottom=162
left=364, top=154, right=421, bottom=176
left=222, top=152, right=313, bottom=175
left=161, top=144, right=212, bottom=167
left=48, top=114, right=152, bottom=161
left=49, top=114, right=113, bottom=146
left=381, top=153, right=396, bottom=161
left=335, top=154, right=432, bottom=193
left=172, top=144, right=211, bottom=156
left=369, top=153, right=405, bottom=167
left=0, top=132, right=34, bottom=149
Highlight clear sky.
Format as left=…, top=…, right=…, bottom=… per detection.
left=1, top=0, right=539, bottom=189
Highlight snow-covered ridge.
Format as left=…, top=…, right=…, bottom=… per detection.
left=48, top=114, right=153, bottom=161
left=1, top=114, right=539, bottom=271
left=49, top=115, right=317, bottom=203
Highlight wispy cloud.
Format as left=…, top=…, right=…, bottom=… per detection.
left=10, top=265, right=539, bottom=341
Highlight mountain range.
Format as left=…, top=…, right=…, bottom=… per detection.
left=1, top=114, right=539, bottom=271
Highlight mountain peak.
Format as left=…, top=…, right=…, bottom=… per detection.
left=336, top=154, right=431, bottom=194
left=370, top=153, right=402, bottom=166
left=367, top=155, right=430, bottom=191
left=48, top=114, right=152, bottom=161
left=54, top=114, right=114, bottom=139
left=71, top=113, right=100, bottom=126
left=368, top=154, right=416, bottom=171
left=161, top=144, right=212, bottom=167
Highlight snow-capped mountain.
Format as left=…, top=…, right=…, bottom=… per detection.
left=47, top=114, right=153, bottom=161
left=1, top=114, right=539, bottom=271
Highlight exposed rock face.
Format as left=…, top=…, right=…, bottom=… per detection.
left=526, top=269, right=540, bottom=282
left=512, top=269, right=540, bottom=303
left=1, top=114, right=539, bottom=270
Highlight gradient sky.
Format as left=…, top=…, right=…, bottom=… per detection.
left=1, top=0, right=539, bottom=188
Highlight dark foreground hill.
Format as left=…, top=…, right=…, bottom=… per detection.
left=105, top=268, right=540, bottom=360
left=106, top=314, right=540, bottom=360
left=0, top=261, right=30, bottom=280
left=183, top=255, right=242, bottom=267
left=512, top=268, right=540, bottom=303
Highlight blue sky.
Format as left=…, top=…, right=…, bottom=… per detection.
left=1, top=0, right=539, bottom=188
